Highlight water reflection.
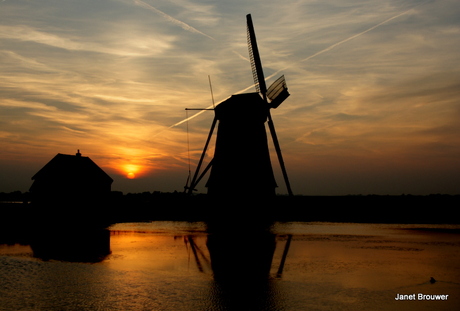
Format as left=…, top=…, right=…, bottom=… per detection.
left=200, top=220, right=288, bottom=310
left=206, top=223, right=276, bottom=280
left=206, top=226, right=280, bottom=310
left=30, top=227, right=110, bottom=263
left=2, top=222, right=460, bottom=310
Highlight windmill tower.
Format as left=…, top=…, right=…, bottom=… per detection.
left=186, top=14, right=293, bottom=198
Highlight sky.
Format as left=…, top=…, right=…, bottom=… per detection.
left=1, top=0, right=459, bottom=195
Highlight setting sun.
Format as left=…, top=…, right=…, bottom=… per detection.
left=121, top=164, right=143, bottom=179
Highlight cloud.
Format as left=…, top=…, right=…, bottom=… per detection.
left=0, top=25, right=174, bottom=57
left=131, top=0, right=215, bottom=40
left=1, top=0, right=460, bottom=194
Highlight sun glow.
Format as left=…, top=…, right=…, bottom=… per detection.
left=122, top=164, right=143, bottom=179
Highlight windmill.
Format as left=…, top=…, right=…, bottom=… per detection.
left=185, top=14, right=293, bottom=198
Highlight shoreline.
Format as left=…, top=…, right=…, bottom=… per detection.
left=1, top=193, right=459, bottom=225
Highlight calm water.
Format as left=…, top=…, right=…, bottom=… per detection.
left=1, top=222, right=459, bottom=310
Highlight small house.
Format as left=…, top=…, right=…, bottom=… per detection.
left=29, top=151, right=113, bottom=225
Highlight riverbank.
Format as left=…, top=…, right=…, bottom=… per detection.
left=1, top=193, right=458, bottom=228
left=107, top=192, right=459, bottom=224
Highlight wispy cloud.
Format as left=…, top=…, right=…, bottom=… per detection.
left=0, top=25, right=174, bottom=56
left=1, top=0, right=459, bottom=194
left=166, top=2, right=424, bottom=132
left=132, top=0, right=215, bottom=40
left=262, top=2, right=425, bottom=84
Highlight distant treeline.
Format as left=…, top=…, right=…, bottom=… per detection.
left=1, top=191, right=458, bottom=224
left=0, top=191, right=31, bottom=202
left=107, top=192, right=460, bottom=224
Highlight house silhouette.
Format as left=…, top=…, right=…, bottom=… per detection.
left=30, top=151, right=113, bottom=225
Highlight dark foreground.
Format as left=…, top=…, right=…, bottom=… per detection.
left=1, top=192, right=458, bottom=229
left=1, top=192, right=459, bottom=224
left=105, top=192, right=458, bottom=224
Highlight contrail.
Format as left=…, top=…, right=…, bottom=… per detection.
left=300, top=6, right=417, bottom=63
left=165, top=81, right=257, bottom=131
left=165, top=4, right=422, bottom=130
left=169, top=107, right=213, bottom=129
left=148, top=102, right=216, bottom=139
left=132, top=0, right=215, bottom=40
left=265, top=5, right=421, bottom=81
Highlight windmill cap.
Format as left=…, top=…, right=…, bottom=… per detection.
left=215, top=93, right=268, bottom=123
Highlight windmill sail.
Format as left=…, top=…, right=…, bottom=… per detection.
left=247, top=14, right=290, bottom=109
left=247, top=14, right=294, bottom=196
left=267, top=75, right=290, bottom=108
left=247, top=14, right=267, bottom=98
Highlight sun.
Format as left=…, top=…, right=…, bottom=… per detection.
left=121, top=164, right=143, bottom=179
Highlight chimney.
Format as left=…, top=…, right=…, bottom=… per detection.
left=76, top=149, right=82, bottom=157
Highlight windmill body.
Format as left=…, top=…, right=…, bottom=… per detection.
left=186, top=14, right=292, bottom=198
left=206, top=93, right=277, bottom=198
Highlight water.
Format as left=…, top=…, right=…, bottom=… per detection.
left=1, top=221, right=459, bottom=310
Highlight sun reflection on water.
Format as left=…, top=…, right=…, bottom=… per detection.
left=1, top=223, right=460, bottom=310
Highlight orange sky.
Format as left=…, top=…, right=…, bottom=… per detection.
left=1, top=0, right=459, bottom=195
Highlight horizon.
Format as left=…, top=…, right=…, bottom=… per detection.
left=1, top=0, right=459, bottom=196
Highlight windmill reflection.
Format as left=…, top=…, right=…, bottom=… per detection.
left=184, top=235, right=211, bottom=273
left=206, top=224, right=276, bottom=281
left=186, top=223, right=292, bottom=311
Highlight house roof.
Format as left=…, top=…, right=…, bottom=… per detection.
left=31, top=152, right=113, bottom=184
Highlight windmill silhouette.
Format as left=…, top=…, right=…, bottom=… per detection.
left=185, top=14, right=293, bottom=198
